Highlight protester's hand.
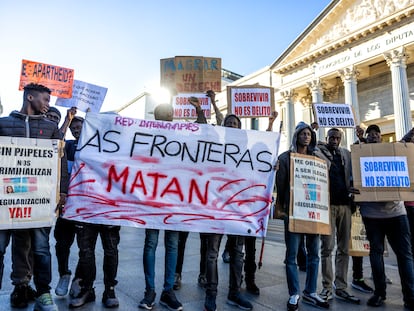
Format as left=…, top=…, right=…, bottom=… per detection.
left=348, top=187, right=360, bottom=202
left=355, top=125, right=364, bottom=139
left=66, top=107, right=77, bottom=121
left=55, top=193, right=67, bottom=216
left=188, top=97, right=201, bottom=108
left=269, top=111, right=278, bottom=123
left=206, top=90, right=216, bottom=105
left=311, top=122, right=319, bottom=130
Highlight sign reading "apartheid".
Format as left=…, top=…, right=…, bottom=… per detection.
left=63, top=113, right=280, bottom=237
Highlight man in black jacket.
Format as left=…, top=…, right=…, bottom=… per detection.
left=0, top=83, right=68, bottom=311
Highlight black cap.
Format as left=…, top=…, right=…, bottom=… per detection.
left=47, top=106, right=61, bottom=118
left=366, top=124, right=380, bottom=133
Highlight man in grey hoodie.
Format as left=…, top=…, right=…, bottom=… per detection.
left=276, top=122, right=329, bottom=311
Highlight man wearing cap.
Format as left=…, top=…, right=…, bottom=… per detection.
left=357, top=124, right=414, bottom=309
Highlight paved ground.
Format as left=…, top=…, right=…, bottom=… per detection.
left=0, top=220, right=405, bottom=310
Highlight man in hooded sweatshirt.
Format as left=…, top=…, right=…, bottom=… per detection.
left=276, top=121, right=329, bottom=311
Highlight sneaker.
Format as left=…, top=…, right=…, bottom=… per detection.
left=335, top=289, right=360, bottom=304
left=10, top=284, right=30, bottom=308
left=204, top=295, right=217, bottom=311
left=351, top=279, right=373, bottom=293
left=198, top=274, right=207, bottom=288
left=159, top=289, right=183, bottom=311
left=302, top=291, right=329, bottom=309
left=245, top=280, right=260, bottom=295
left=139, top=290, right=156, bottom=310
left=287, top=294, right=300, bottom=311
left=102, top=286, right=119, bottom=308
left=33, top=293, right=58, bottom=311
left=222, top=250, right=230, bottom=263
left=55, top=274, right=71, bottom=296
left=69, top=278, right=82, bottom=298
left=227, top=293, right=253, bottom=310
left=173, top=273, right=181, bottom=290
left=367, top=294, right=386, bottom=307
left=69, top=287, right=96, bottom=308
left=319, top=288, right=333, bottom=301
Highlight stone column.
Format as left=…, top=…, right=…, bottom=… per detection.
left=339, top=66, right=359, bottom=148
left=384, top=48, right=412, bottom=140
left=281, top=89, right=295, bottom=149
left=307, top=79, right=325, bottom=142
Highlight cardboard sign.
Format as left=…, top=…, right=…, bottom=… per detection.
left=313, top=103, right=355, bottom=128
left=288, top=153, right=331, bottom=235
left=172, top=93, right=211, bottom=120
left=349, top=207, right=369, bottom=256
left=227, top=85, right=274, bottom=118
left=63, top=112, right=280, bottom=237
left=160, top=56, right=221, bottom=93
left=0, top=137, right=61, bottom=229
left=55, top=80, right=107, bottom=112
left=19, top=59, right=74, bottom=98
left=351, top=142, right=414, bottom=201
left=349, top=206, right=388, bottom=256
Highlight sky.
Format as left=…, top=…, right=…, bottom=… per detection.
left=0, top=0, right=331, bottom=117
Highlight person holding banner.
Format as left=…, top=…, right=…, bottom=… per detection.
left=139, top=103, right=183, bottom=311
left=203, top=114, right=253, bottom=311
left=54, top=116, right=84, bottom=298
left=275, top=121, right=329, bottom=311
left=317, top=128, right=360, bottom=304
left=357, top=125, right=414, bottom=309
left=0, top=83, right=68, bottom=311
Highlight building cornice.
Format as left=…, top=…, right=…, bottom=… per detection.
left=273, top=6, right=414, bottom=75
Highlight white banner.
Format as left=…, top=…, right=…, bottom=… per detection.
left=0, top=137, right=60, bottom=229
left=55, top=79, right=107, bottom=112
left=291, top=153, right=330, bottom=224
left=63, top=113, right=280, bottom=237
left=313, top=103, right=355, bottom=128
left=172, top=93, right=211, bottom=120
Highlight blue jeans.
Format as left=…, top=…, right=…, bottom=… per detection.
left=284, top=219, right=320, bottom=296
left=12, top=228, right=52, bottom=295
left=363, top=215, right=414, bottom=304
left=143, top=229, right=178, bottom=292
left=0, top=230, right=11, bottom=289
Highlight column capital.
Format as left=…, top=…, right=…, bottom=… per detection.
left=338, top=66, right=359, bottom=82
left=306, top=79, right=324, bottom=92
left=384, top=47, right=408, bottom=68
left=280, top=89, right=295, bottom=101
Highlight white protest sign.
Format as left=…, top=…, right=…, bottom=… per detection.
left=0, top=137, right=60, bottom=229
left=63, top=112, right=280, bottom=237
left=313, top=103, right=355, bottom=128
left=289, top=153, right=330, bottom=234
left=172, top=93, right=211, bottom=120
left=55, top=79, right=107, bottom=112
left=360, top=156, right=410, bottom=187
left=227, top=86, right=274, bottom=118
